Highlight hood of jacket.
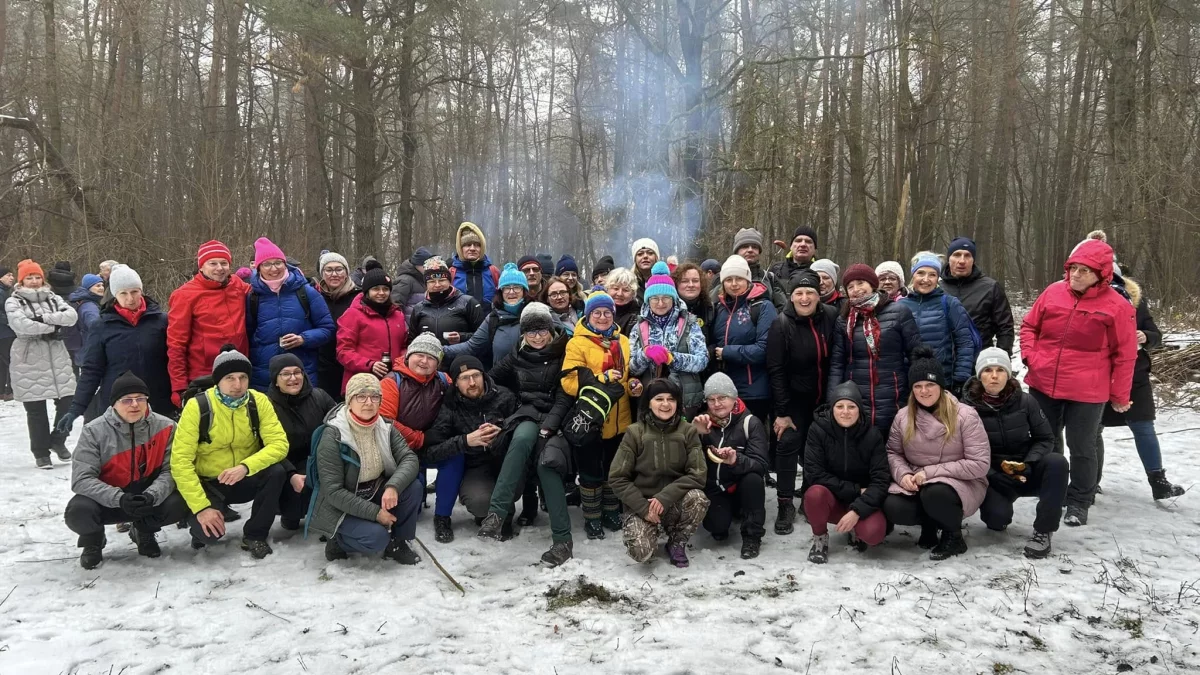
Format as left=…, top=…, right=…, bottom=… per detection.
left=455, top=222, right=489, bottom=259
left=718, top=280, right=769, bottom=308
left=1064, top=239, right=1115, bottom=294
left=69, top=286, right=102, bottom=306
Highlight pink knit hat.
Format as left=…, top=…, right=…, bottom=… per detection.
left=253, top=237, right=287, bottom=268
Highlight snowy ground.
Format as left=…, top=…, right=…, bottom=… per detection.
left=0, top=400, right=1197, bottom=675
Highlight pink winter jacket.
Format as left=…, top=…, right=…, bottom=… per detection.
left=336, top=295, right=408, bottom=393
left=886, top=399, right=991, bottom=517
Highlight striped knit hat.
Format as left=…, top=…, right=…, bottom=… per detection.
left=584, top=288, right=615, bottom=317
left=643, top=261, right=678, bottom=302
left=197, top=240, right=231, bottom=268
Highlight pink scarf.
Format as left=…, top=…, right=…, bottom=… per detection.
left=263, top=275, right=287, bottom=294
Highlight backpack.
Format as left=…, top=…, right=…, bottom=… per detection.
left=560, top=366, right=627, bottom=449
left=181, top=377, right=262, bottom=447
left=386, top=369, right=451, bottom=391
left=248, top=287, right=311, bottom=327
left=302, top=424, right=360, bottom=539
left=941, top=294, right=983, bottom=356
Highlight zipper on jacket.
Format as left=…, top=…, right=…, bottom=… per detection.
left=128, top=422, right=138, bottom=486
left=1050, top=297, right=1080, bottom=396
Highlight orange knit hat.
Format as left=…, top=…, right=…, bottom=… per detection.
left=16, top=259, right=44, bottom=284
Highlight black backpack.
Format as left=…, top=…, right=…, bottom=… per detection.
left=560, top=367, right=626, bottom=449
left=181, top=376, right=262, bottom=447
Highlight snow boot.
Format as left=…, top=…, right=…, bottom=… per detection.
left=1063, top=505, right=1088, bottom=527
left=774, top=499, right=796, bottom=535
left=51, top=435, right=71, bottom=462
left=584, top=520, right=605, bottom=540
left=847, top=532, right=868, bottom=553
left=929, top=530, right=967, bottom=561
left=1024, top=531, right=1052, bottom=559
left=917, top=526, right=940, bottom=549
left=1148, top=470, right=1185, bottom=500
left=807, top=534, right=829, bottom=564
left=325, top=538, right=348, bottom=561
left=541, top=541, right=574, bottom=567
left=80, top=544, right=104, bottom=570
left=477, top=513, right=504, bottom=541
left=600, top=486, right=622, bottom=531
left=383, top=539, right=420, bottom=565
left=580, top=485, right=604, bottom=539
left=666, top=542, right=689, bottom=568
left=129, top=529, right=161, bottom=558
left=740, top=536, right=762, bottom=559
left=434, top=515, right=454, bottom=543
left=240, top=537, right=273, bottom=559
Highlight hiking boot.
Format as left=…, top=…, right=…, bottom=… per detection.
left=740, top=536, right=762, bottom=559
left=601, top=509, right=622, bottom=532
left=240, top=538, right=273, bottom=559
left=80, top=544, right=104, bottom=570
left=190, top=537, right=206, bottom=550
left=808, top=534, right=829, bottom=564
left=541, top=541, right=574, bottom=567
left=434, top=515, right=454, bottom=543
left=584, top=520, right=605, bottom=540
left=847, top=532, right=868, bottom=552
left=222, top=506, right=242, bottom=522
left=917, top=526, right=940, bottom=549
left=35, top=456, right=52, bottom=470
left=929, top=531, right=967, bottom=561
left=774, top=499, right=796, bottom=535
left=129, top=529, right=161, bottom=558
left=280, top=518, right=301, bottom=531
left=115, top=522, right=132, bottom=533
left=383, top=539, right=420, bottom=565
left=477, top=513, right=504, bottom=540
left=1024, top=531, right=1052, bottom=559
left=666, top=542, right=689, bottom=568
left=324, top=538, right=348, bottom=561
left=1063, top=505, right=1088, bottom=527
left=1148, top=470, right=1185, bottom=500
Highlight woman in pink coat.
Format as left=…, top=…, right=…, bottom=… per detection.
left=883, top=346, right=990, bottom=560
left=336, top=266, right=408, bottom=393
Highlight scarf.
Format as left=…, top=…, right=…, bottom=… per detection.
left=263, top=275, right=287, bottom=294
left=115, top=298, right=147, bottom=326
left=846, top=292, right=883, bottom=360
left=216, top=391, right=249, bottom=410
left=981, top=380, right=1018, bottom=408
left=709, top=399, right=747, bottom=429
left=348, top=410, right=385, bottom=483
left=649, top=305, right=676, bottom=331
left=585, top=319, right=616, bottom=339
left=363, top=295, right=393, bottom=316
left=503, top=300, right=526, bottom=316
left=319, top=278, right=358, bottom=300
left=426, top=287, right=452, bottom=304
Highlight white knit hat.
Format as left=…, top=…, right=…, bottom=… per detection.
left=875, top=261, right=906, bottom=285
left=631, top=238, right=660, bottom=262
left=719, top=255, right=752, bottom=283
left=810, top=259, right=840, bottom=284
left=108, top=264, right=143, bottom=295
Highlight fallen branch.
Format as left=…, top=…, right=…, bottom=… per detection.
left=0, top=586, right=15, bottom=610
left=246, top=599, right=291, bottom=623
left=414, top=537, right=465, bottom=596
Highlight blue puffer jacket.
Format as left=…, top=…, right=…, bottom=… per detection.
left=899, top=287, right=977, bottom=386
left=68, top=287, right=103, bottom=365
left=712, top=282, right=777, bottom=401
left=69, top=299, right=174, bottom=419
left=828, top=295, right=922, bottom=432
left=247, top=267, right=336, bottom=390
left=444, top=302, right=523, bottom=370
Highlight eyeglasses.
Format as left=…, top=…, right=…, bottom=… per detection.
left=526, top=329, right=551, bottom=338
left=118, top=396, right=149, bottom=406
left=590, top=310, right=614, bottom=319
left=323, top=266, right=347, bottom=275
left=351, top=394, right=382, bottom=404
left=548, top=290, right=570, bottom=298
left=260, top=260, right=287, bottom=270
left=279, top=369, right=304, bottom=379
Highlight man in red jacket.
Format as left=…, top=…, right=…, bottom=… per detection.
left=1020, top=238, right=1137, bottom=527
left=166, top=241, right=251, bottom=407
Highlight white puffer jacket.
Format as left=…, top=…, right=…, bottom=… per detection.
left=4, top=286, right=78, bottom=402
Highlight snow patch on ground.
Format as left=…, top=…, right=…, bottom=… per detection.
left=0, top=399, right=1197, bottom=674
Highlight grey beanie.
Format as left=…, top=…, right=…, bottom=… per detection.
left=520, top=301, right=555, bottom=334
left=407, top=332, right=444, bottom=364
left=732, top=227, right=764, bottom=253
left=319, top=251, right=350, bottom=272
left=703, top=372, right=739, bottom=400
left=212, top=344, right=252, bottom=383
left=975, top=347, right=1013, bottom=378
left=810, top=259, right=841, bottom=284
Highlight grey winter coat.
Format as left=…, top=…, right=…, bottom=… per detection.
left=306, top=405, right=420, bottom=540
left=70, top=408, right=177, bottom=508
left=5, top=286, right=78, bottom=402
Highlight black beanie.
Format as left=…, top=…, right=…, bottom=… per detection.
left=362, top=266, right=392, bottom=291
left=0, top=266, right=10, bottom=279
left=591, top=255, right=615, bottom=282
left=792, top=226, right=818, bottom=248
left=643, top=377, right=681, bottom=403
left=907, top=345, right=947, bottom=389
left=788, top=269, right=821, bottom=294
left=268, top=353, right=306, bottom=386
left=448, top=355, right=485, bottom=381
left=110, top=370, right=149, bottom=406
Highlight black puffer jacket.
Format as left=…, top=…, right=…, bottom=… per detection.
left=960, top=378, right=1055, bottom=471
left=266, top=353, right=337, bottom=470
left=422, top=374, right=519, bottom=468
left=766, top=302, right=838, bottom=416
left=408, top=288, right=487, bottom=349
left=315, top=284, right=361, bottom=398
left=940, top=266, right=1015, bottom=354
left=802, top=387, right=889, bottom=517
left=1103, top=277, right=1160, bottom=425
left=697, top=401, right=769, bottom=493
left=489, top=329, right=573, bottom=433
left=828, top=295, right=922, bottom=432
left=614, top=300, right=640, bottom=339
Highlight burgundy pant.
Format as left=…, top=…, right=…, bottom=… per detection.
left=803, top=485, right=886, bottom=545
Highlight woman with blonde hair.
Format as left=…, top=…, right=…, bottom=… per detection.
left=603, top=267, right=641, bottom=338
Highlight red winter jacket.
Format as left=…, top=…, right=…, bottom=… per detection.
left=166, top=273, right=250, bottom=393
left=336, top=295, right=408, bottom=393
left=1020, top=240, right=1137, bottom=406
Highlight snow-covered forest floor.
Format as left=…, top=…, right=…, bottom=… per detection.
left=0, top=398, right=1197, bottom=675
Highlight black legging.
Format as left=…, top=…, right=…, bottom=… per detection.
left=773, top=398, right=816, bottom=500
left=883, top=483, right=963, bottom=534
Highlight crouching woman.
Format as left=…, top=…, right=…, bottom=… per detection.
left=609, top=378, right=710, bottom=568
left=306, top=373, right=424, bottom=564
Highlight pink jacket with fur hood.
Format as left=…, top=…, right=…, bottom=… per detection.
left=886, top=399, right=991, bottom=516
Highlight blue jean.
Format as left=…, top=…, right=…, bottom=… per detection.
left=335, top=479, right=423, bottom=553
left=419, top=453, right=466, bottom=517
left=1096, top=419, right=1163, bottom=488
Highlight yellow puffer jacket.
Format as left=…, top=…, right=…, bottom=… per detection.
left=563, top=320, right=632, bottom=439
left=170, top=388, right=289, bottom=513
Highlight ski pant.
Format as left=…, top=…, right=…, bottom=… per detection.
left=802, top=484, right=887, bottom=545
left=1029, top=389, right=1104, bottom=508
left=24, top=396, right=72, bottom=460
left=773, top=398, right=817, bottom=500
left=335, top=479, right=423, bottom=553
left=883, top=483, right=963, bottom=534
left=979, top=453, right=1069, bottom=534
left=420, top=453, right=466, bottom=517
left=622, top=489, right=709, bottom=563
left=703, top=473, right=766, bottom=539
left=0, top=336, right=13, bottom=396
left=1095, top=419, right=1163, bottom=487
left=65, top=492, right=190, bottom=548
left=188, top=462, right=288, bottom=543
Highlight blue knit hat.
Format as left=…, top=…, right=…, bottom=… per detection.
left=643, top=261, right=679, bottom=302
left=82, top=273, right=104, bottom=290
left=947, top=237, right=977, bottom=259
left=498, top=262, right=529, bottom=290
left=584, top=289, right=615, bottom=317
left=911, top=256, right=942, bottom=276
left=555, top=255, right=579, bottom=276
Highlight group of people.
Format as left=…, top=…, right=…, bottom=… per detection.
left=0, top=223, right=1185, bottom=571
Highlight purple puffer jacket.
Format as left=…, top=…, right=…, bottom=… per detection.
left=886, top=398, right=990, bottom=516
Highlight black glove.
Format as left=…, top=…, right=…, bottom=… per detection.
left=119, top=493, right=153, bottom=517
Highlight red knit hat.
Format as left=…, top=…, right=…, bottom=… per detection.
left=841, top=263, right=879, bottom=291
left=197, top=240, right=232, bottom=268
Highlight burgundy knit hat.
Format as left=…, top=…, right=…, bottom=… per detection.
left=840, top=263, right=879, bottom=291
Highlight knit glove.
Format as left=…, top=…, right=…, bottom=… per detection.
left=171, top=392, right=183, bottom=409
left=55, top=413, right=78, bottom=435
left=119, top=493, right=153, bottom=517
left=645, top=345, right=673, bottom=367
